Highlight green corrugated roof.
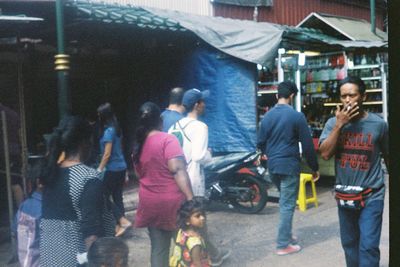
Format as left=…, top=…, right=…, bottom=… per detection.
left=68, top=1, right=187, bottom=32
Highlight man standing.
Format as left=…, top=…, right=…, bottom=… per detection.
left=169, top=88, right=230, bottom=266
left=257, top=81, right=319, bottom=256
left=319, top=76, right=389, bottom=267
left=161, top=87, right=185, bottom=132
left=169, top=88, right=211, bottom=196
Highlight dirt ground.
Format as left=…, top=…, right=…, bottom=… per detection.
left=0, top=176, right=389, bottom=267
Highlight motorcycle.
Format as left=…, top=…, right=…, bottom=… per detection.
left=203, top=151, right=268, bottom=214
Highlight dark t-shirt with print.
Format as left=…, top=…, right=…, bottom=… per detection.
left=319, top=113, right=389, bottom=202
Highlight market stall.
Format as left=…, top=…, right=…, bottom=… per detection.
left=256, top=14, right=388, bottom=176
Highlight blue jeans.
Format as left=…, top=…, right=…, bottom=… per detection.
left=338, top=199, right=384, bottom=267
left=271, top=173, right=300, bottom=249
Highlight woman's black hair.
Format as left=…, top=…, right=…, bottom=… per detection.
left=87, top=237, right=129, bottom=267
left=132, top=102, right=162, bottom=164
left=42, top=116, right=92, bottom=185
left=97, top=102, right=121, bottom=137
left=177, top=198, right=206, bottom=230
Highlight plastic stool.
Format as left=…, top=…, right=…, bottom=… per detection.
left=297, top=173, right=318, bottom=212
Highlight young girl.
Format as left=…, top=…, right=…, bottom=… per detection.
left=170, top=199, right=211, bottom=267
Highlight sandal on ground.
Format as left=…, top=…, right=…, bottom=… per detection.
left=115, top=222, right=132, bottom=237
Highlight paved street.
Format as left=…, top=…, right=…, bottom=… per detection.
left=0, top=176, right=389, bottom=266
left=122, top=176, right=389, bottom=267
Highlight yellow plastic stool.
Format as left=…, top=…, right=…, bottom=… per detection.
left=297, top=173, right=318, bottom=212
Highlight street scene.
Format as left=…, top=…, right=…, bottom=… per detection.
left=0, top=176, right=390, bottom=266
left=0, top=0, right=390, bottom=267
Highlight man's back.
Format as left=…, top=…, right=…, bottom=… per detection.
left=258, top=104, right=318, bottom=175
left=161, top=109, right=183, bottom=132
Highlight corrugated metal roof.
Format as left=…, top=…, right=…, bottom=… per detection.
left=69, top=1, right=187, bottom=32
left=86, top=0, right=213, bottom=16
left=67, top=1, right=386, bottom=64
left=297, top=12, right=387, bottom=41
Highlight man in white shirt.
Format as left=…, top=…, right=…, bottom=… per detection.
left=169, top=88, right=211, bottom=196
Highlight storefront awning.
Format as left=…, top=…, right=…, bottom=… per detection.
left=297, top=12, right=387, bottom=42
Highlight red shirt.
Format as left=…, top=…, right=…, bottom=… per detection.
left=134, top=132, right=186, bottom=230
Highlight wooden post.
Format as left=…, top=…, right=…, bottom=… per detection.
left=1, top=111, right=15, bottom=243
left=17, top=34, right=28, bottom=195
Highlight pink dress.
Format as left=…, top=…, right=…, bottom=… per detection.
left=134, top=132, right=186, bottom=231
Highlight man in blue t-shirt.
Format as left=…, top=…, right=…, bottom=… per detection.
left=319, top=76, right=389, bottom=267
left=258, top=81, right=319, bottom=256
left=161, top=87, right=185, bottom=132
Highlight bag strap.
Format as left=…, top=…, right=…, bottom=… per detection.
left=177, top=119, right=195, bottom=143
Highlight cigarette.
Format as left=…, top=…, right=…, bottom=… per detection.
left=347, top=105, right=351, bottom=111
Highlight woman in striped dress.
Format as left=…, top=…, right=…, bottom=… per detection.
left=40, top=116, right=115, bottom=267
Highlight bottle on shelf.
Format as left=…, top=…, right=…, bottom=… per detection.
left=361, top=54, right=367, bottom=65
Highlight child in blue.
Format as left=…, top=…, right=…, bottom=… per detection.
left=16, top=159, right=44, bottom=267
left=97, top=103, right=130, bottom=237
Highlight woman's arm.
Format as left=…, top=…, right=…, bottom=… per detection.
left=98, top=142, right=112, bottom=171
left=168, top=157, right=193, bottom=200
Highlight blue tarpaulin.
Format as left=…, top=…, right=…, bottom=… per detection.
left=180, top=46, right=257, bottom=153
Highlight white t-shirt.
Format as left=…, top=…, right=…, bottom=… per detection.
left=168, top=117, right=212, bottom=196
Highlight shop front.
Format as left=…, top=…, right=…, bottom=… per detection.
left=256, top=14, right=388, bottom=176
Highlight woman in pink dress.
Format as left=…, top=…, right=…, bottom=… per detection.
left=132, top=102, right=193, bottom=267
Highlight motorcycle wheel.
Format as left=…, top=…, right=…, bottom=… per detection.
left=230, top=174, right=268, bottom=214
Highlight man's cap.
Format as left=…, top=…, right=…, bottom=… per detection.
left=182, top=88, right=209, bottom=110
left=278, top=81, right=298, bottom=97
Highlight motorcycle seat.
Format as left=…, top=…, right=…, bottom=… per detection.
left=204, top=152, right=254, bottom=172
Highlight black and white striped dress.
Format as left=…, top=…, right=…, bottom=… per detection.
left=40, top=164, right=114, bottom=267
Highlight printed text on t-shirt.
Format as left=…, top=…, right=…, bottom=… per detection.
left=338, top=132, right=374, bottom=171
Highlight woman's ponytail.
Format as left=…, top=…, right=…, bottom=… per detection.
left=132, top=102, right=162, bottom=164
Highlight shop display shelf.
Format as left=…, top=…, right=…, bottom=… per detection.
left=323, top=101, right=383, bottom=107
left=348, top=64, right=380, bottom=70
left=361, top=76, right=381, bottom=81
left=258, top=89, right=278, bottom=95
left=366, top=88, right=383, bottom=93
left=301, top=79, right=340, bottom=83
left=258, top=81, right=279, bottom=86
left=300, top=64, right=345, bottom=70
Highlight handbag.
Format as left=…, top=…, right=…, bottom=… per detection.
left=334, top=185, right=373, bottom=210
